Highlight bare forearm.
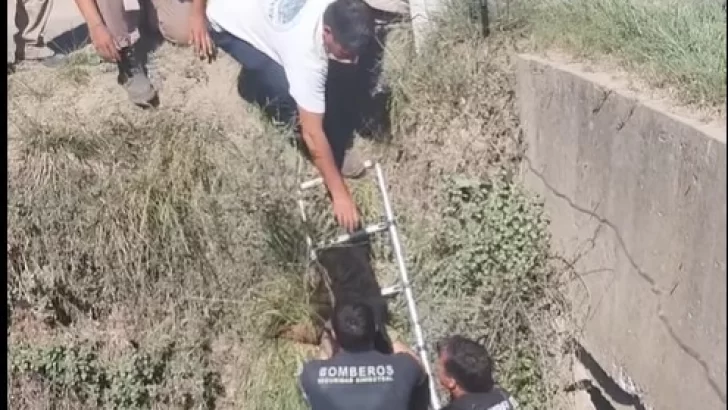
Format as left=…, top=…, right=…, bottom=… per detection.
left=301, top=129, right=348, bottom=197
left=191, top=0, right=207, bottom=14
left=74, top=0, right=104, bottom=28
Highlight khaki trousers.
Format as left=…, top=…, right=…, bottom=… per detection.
left=96, top=0, right=192, bottom=49
left=8, top=0, right=54, bottom=63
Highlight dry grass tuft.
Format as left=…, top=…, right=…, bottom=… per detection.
left=7, top=61, right=317, bottom=406
left=526, top=0, right=726, bottom=109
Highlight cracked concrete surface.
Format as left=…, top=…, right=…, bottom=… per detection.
left=516, top=54, right=726, bottom=410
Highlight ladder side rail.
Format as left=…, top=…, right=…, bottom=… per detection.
left=296, top=155, right=316, bottom=261
left=373, top=163, right=441, bottom=410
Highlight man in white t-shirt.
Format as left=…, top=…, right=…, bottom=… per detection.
left=206, top=0, right=375, bottom=232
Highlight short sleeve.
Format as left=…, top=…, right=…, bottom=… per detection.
left=394, top=353, right=427, bottom=386
left=397, top=354, right=430, bottom=410
left=284, top=54, right=327, bottom=114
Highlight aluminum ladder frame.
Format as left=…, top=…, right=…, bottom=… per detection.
left=296, top=159, right=441, bottom=410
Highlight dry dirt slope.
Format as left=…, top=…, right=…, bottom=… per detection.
left=7, top=39, right=415, bottom=409
left=9, top=44, right=256, bottom=149
left=7, top=43, right=326, bottom=409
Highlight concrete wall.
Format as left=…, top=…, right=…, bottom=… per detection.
left=515, top=54, right=726, bottom=410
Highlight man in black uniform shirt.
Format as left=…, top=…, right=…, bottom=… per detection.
left=436, top=335, right=518, bottom=410
left=299, top=302, right=429, bottom=410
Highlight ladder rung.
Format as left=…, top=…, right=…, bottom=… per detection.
left=381, top=284, right=402, bottom=297
left=299, top=160, right=375, bottom=191
left=315, top=221, right=389, bottom=249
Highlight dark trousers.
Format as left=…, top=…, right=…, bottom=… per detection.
left=210, top=29, right=371, bottom=170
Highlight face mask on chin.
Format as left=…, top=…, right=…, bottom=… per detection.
left=327, top=53, right=358, bottom=65
left=323, top=42, right=358, bottom=65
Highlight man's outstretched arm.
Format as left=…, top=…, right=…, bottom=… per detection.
left=298, top=107, right=360, bottom=232
left=74, top=0, right=120, bottom=61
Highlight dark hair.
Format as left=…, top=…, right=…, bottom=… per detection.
left=332, top=302, right=377, bottom=350
left=323, top=0, right=374, bottom=57
left=437, top=335, right=495, bottom=393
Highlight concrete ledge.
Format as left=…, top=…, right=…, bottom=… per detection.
left=515, top=53, right=726, bottom=410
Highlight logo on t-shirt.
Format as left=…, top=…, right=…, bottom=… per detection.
left=317, top=364, right=396, bottom=385
left=489, top=400, right=514, bottom=410
left=265, top=0, right=307, bottom=28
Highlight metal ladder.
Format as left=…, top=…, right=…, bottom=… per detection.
left=296, top=159, right=441, bottom=410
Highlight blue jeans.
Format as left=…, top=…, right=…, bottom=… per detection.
left=210, top=29, right=368, bottom=170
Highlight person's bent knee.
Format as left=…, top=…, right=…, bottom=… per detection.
left=159, top=20, right=190, bottom=45
left=150, top=0, right=192, bottom=46
left=237, top=69, right=297, bottom=126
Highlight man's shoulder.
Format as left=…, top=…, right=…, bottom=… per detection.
left=387, top=352, right=428, bottom=388
left=388, top=351, right=416, bottom=365
left=390, top=351, right=425, bottom=371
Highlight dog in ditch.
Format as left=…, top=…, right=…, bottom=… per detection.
left=278, top=236, right=394, bottom=355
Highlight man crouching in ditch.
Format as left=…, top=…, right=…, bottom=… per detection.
left=206, top=0, right=377, bottom=230
left=298, top=302, right=430, bottom=410
left=74, top=0, right=214, bottom=107
left=436, top=335, right=518, bottom=410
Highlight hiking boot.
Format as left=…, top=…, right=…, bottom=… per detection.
left=13, top=43, right=66, bottom=67
left=341, top=148, right=368, bottom=179
left=117, top=46, right=157, bottom=108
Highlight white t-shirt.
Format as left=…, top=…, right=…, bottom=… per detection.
left=207, top=0, right=334, bottom=114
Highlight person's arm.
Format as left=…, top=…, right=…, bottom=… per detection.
left=74, top=0, right=103, bottom=28
left=189, top=0, right=214, bottom=59
left=191, top=0, right=206, bottom=13
left=393, top=343, right=430, bottom=410
left=393, top=341, right=422, bottom=366
left=299, top=108, right=359, bottom=231
left=74, top=0, right=120, bottom=61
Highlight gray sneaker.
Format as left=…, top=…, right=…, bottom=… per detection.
left=341, top=148, right=368, bottom=179
left=18, top=44, right=55, bottom=61
left=117, top=46, right=157, bottom=108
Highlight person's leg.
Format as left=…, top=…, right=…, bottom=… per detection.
left=357, top=10, right=397, bottom=138
left=212, top=29, right=359, bottom=171
left=325, top=60, right=365, bottom=172
left=96, top=0, right=156, bottom=106
left=14, top=0, right=55, bottom=61
left=8, top=0, right=17, bottom=67
left=96, top=0, right=142, bottom=47
left=146, top=0, right=192, bottom=45
left=211, top=29, right=298, bottom=128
